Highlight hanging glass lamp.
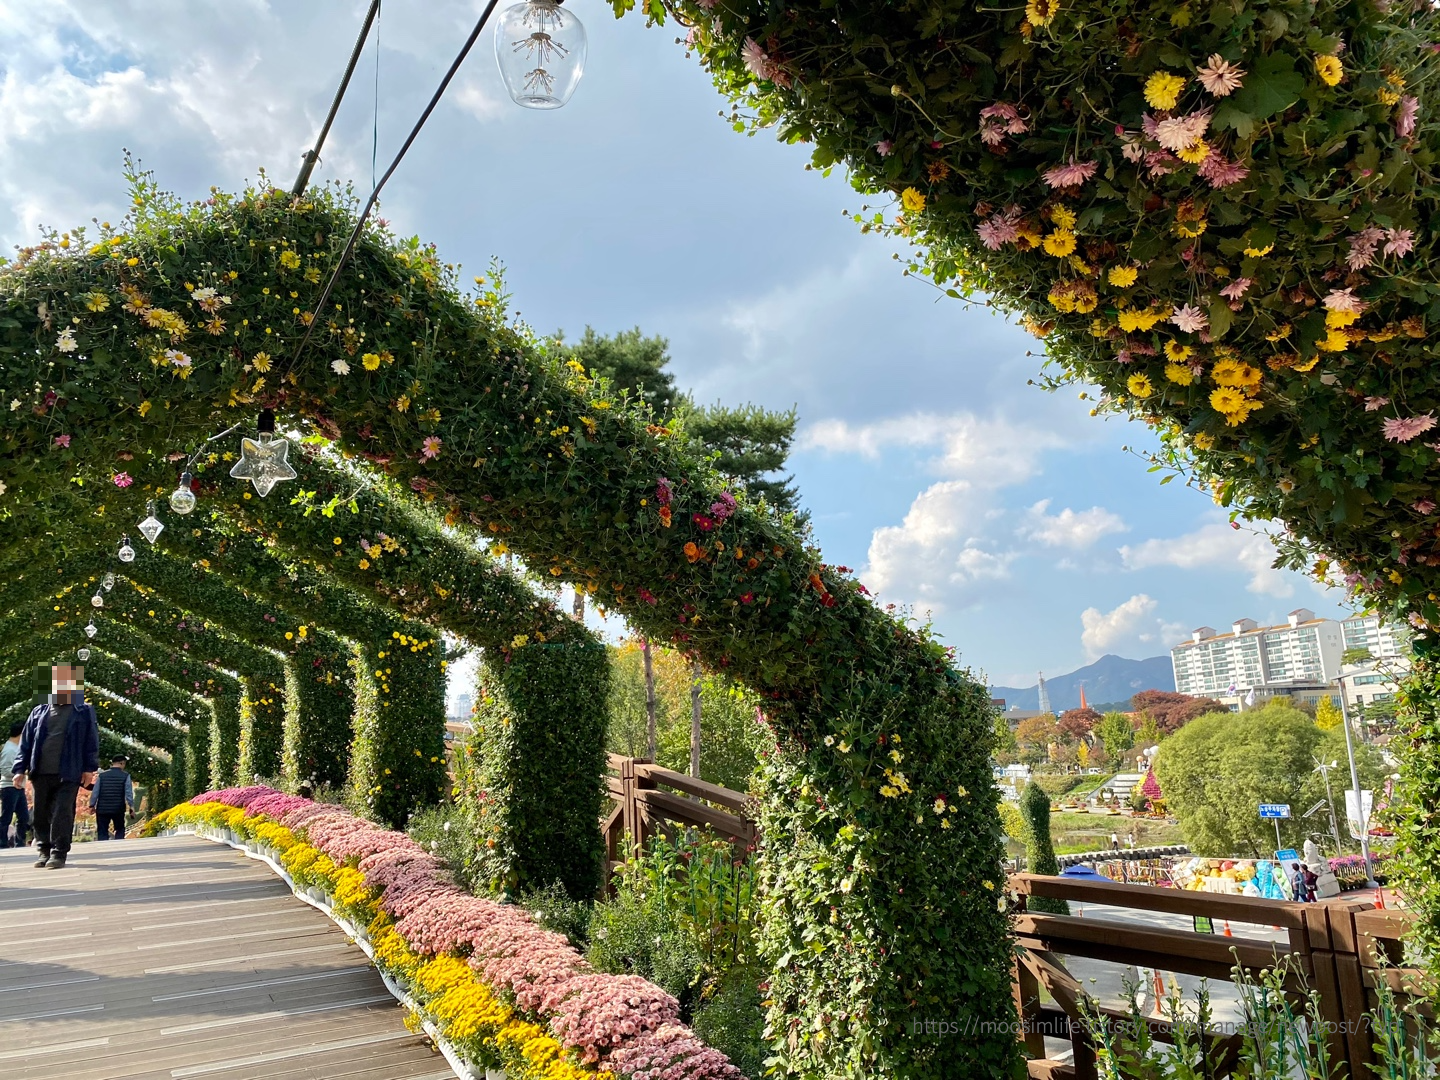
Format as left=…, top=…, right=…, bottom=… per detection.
left=170, top=472, right=197, bottom=515
left=118, top=536, right=136, bottom=563
left=495, top=0, right=587, bottom=110
left=139, top=501, right=164, bottom=544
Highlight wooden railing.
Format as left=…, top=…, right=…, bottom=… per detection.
left=1010, top=873, right=1423, bottom=1079
left=602, top=754, right=756, bottom=890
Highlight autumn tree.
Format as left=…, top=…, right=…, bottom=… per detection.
left=1057, top=707, right=1101, bottom=740
left=1131, top=689, right=1228, bottom=734
left=1015, top=715, right=1058, bottom=766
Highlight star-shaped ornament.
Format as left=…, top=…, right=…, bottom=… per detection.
left=229, top=435, right=298, bottom=497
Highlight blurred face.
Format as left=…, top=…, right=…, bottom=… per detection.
left=51, top=664, right=83, bottom=698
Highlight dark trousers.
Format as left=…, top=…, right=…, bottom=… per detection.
left=95, top=810, right=126, bottom=841
left=30, top=775, right=79, bottom=856
left=0, top=787, right=29, bottom=847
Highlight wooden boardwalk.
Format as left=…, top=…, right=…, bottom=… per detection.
left=0, top=833, right=455, bottom=1080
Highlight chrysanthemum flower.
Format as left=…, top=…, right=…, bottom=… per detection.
left=1382, top=414, right=1437, bottom=443
left=1108, top=265, right=1138, bottom=288
left=1025, top=0, right=1058, bottom=26
left=1041, top=157, right=1098, bottom=188
left=1315, top=55, right=1343, bottom=86
left=1144, top=71, right=1187, bottom=110
left=1127, top=373, right=1154, bottom=398
left=900, top=187, right=927, bottom=213
left=1196, top=54, right=1245, bottom=97
left=1170, top=304, right=1208, bottom=333
left=1396, top=95, right=1420, bottom=137
left=1042, top=229, right=1076, bottom=257
left=1164, top=363, right=1194, bottom=385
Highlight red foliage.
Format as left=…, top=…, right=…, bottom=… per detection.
left=1130, top=690, right=1227, bottom=734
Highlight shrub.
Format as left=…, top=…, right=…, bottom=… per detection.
left=517, top=879, right=595, bottom=950
left=1020, top=781, right=1069, bottom=915
left=692, top=966, right=767, bottom=1080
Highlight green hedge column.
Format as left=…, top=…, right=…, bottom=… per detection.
left=167, top=736, right=187, bottom=807
left=184, top=720, right=209, bottom=799
left=238, top=665, right=286, bottom=782
left=472, top=643, right=609, bottom=900
left=209, top=694, right=241, bottom=789
left=282, top=631, right=357, bottom=792
left=1020, top=782, right=1069, bottom=916
left=349, top=627, right=448, bottom=828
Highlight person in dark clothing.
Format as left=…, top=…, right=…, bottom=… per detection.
left=90, top=756, right=136, bottom=840
left=12, top=664, right=100, bottom=869
left=0, top=721, right=30, bottom=847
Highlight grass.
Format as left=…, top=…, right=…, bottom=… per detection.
left=1063, top=773, right=1113, bottom=798
left=1050, top=813, right=1185, bottom=855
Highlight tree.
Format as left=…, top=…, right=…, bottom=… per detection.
left=681, top=401, right=803, bottom=518
left=991, top=713, right=1017, bottom=763
left=1155, top=701, right=1389, bottom=858
left=1076, top=741, right=1090, bottom=770
left=1094, top=712, right=1135, bottom=768
left=1057, top=707, right=1100, bottom=741
left=1135, top=713, right=1163, bottom=747
left=1131, top=690, right=1228, bottom=734
left=1015, top=715, right=1058, bottom=767
left=566, top=326, right=679, bottom=416
left=1020, top=782, right=1068, bottom=915
left=1315, top=696, right=1344, bottom=731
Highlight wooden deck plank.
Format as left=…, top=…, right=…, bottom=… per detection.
left=0, top=834, right=455, bottom=1080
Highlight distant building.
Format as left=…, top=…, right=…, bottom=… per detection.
left=451, top=693, right=473, bottom=722
left=1170, top=609, right=1344, bottom=710
left=1339, top=614, right=1410, bottom=710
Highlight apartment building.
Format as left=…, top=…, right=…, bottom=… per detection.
left=1339, top=614, right=1410, bottom=709
left=1170, top=609, right=1344, bottom=708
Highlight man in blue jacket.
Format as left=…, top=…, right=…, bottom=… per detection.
left=12, top=663, right=99, bottom=869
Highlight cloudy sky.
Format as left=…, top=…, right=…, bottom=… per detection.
left=0, top=1, right=1348, bottom=688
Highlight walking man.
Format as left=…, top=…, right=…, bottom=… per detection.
left=0, top=722, right=30, bottom=847
left=11, top=663, right=99, bottom=869
left=90, top=756, right=136, bottom=840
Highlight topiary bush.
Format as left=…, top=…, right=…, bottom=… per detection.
left=1020, top=781, right=1069, bottom=915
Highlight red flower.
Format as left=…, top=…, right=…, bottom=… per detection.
left=740, top=592, right=754, bottom=605
left=693, top=513, right=716, bottom=531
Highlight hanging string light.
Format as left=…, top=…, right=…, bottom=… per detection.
left=90, top=590, right=104, bottom=609
left=138, top=500, right=164, bottom=544
left=102, top=573, right=115, bottom=591
left=170, top=472, right=198, bottom=515
left=76, top=647, right=91, bottom=662
left=84, top=621, right=99, bottom=639
left=495, top=0, right=586, bottom=109
left=118, top=536, right=136, bottom=563
left=230, top=409, right=297, bottom=497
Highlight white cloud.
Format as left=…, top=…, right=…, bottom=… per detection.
left=1120, top=520, right=1293, bottom=597
left=1081, top=594, right=1158, bottom=659
left=861, top=480, right=1015, bottom=615
left=1020, top=499, right=1127, bottom=548
left=801, top=412, right=1067, bottom=487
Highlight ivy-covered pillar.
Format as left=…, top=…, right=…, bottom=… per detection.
left=471, top=642, right=609, bottom=900
left=282, top=630, right=357, bottom=792
left=169, top=736, right=188, bottom=803
left=209, top=693, right=242, bottom=788
left=349, top=626, right=449, bottom=828
left=237, top=667, right=286, bottom=782
left=185, top=717, right=211, bottom=798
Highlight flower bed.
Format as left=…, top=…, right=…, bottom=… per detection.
left=145, top=787, right=743, bottom=1080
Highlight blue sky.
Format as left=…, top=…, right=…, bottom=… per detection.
left=0, top=1, right=1347, bottom=689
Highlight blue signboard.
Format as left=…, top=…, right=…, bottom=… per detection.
left=1275, top=848, right=1299, bottom=863
left=1258, top=803, right=1292, bottom=819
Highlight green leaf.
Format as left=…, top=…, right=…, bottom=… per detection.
left=1211, top=102, right=1255, bottom=140
left=1230, top=52, right=1304, bottom=121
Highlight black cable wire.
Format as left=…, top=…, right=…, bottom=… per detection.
left=285, top=0, right=504, bottom=378
left=291, top=0, right=384, bottom=198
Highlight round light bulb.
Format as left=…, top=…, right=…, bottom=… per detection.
left=91, top=592, right=104, bottom=609
left=77, top=648, right=91, bottom=662
left=495, top=0, right=587, bottom=110
left=170, top=472, right=197, bottom=515
left=118, top=540, right=135, bottom=563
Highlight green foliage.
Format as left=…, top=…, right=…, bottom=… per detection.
left=517, top=879, right=595, bottom=950
left=282, top=632, right=356, bottom=791
left=238, top=669, right=286, bottom=781
left=0, top=180, right=1015, bottom=1075
left=681, top=401, right=803, bottom=519
left=588, top=883, right=706, bottom=1012
left=1157, top=702, right=1387, bottom=857
left=168, top=734, right=188, bottom=804
left=1095, top=711, right=1137, bottom=767
left=1020, top=781, right=1068, bottom=915
left=692, top=967, right=767, bottom=1080
left=469, top=644, right=609, bottom=901
left=565, top=326, right=680, bottom=417
left=408, top=802, right=484, bottom=894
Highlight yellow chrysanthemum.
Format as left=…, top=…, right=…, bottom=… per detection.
left=1073, top=290, right=1097, bottom=313
left=1315, top=55, right=1343, bottom=87
left=1174, top=217, right=1208, bottom=238
left=900, top=187, right=927, bottom=213
left=1265, top=323, right=1292, bottom=341
left=1164, top=362, right=1195, bottom=386
left=1164, top=341, right=1192, bottom=361
left=1108, top=265, right=1139, bottom=288
left=361, top=352, right=382, bottom=371
left=1144, top=71, right=1187, bottom=110
left=1117, top=307, right=1165, bottom=332
left=1316, top=328, right=1350, bottom=352
left=1193, top=432, right=1216, bottom=450
left=1244, top=243, right=1274, bottom=258
left=1212, top=358, right=1262, bottom=390
left=1042, top=229, right=1077, bottom=257
left=1127, top=373, right=1154, bottom=399
left=1025, top=0, right=1058, bottom=26
left=1049, top=204, right=1077, bottom=230
left=1325, top=308, right=1361, bottom=329
left=1177, top=139, right=1210, bottom=165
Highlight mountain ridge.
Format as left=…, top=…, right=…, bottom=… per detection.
left=989, top=654, right=1175, bottom=713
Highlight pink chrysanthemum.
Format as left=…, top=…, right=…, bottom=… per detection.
left=1144, top=149, right=1180, bottom=177
left=1154, top=109, right=1211, bottom=152
left=1345, top=227, right=1384, bottom=271
left=978, top=102, right=1028, bottom=147
left=1041, top=157, right=1098, bottom=188
left=1198, top=153, right=1249, bottom=188
left=1413, top=499, right=1437, bottom=515
left=1219, top=278, right=1252, bottom=300
left=875, top=139, right=894, bottom=157
left=1396, top=95, right=1420, bottom=138
left=1364, top=396, right=1391, bottom=411
left=1384, top=228, right=1415, bottom=258
left=1382, top=413, right=1437, bottom=443
left=420, top=436, right=442, bottom=461
left=112, top=472, right=134, bottom=488
left=1170, top=304, right=1208, bottom=333
left=53, top=434, right=70, bottom=448
left=1323, top=288, right=1365, bottom=313
left=1196, top=54, right=1245, bottom=97
left=976, top=206, right=1022, bottom=250
left=741, top=37, right=774, bottom=80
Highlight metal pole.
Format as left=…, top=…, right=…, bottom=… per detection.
left=1316, top=760, right=1344, bottom=855
left=1336, top=676, right=1377, bottom=887
left=292, top=0, right=383, bottom=198
left=1274, top=817, right=1282, bottom=854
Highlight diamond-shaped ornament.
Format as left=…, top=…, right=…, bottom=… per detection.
left=230, top=435, right=297, bottom=497
left=84, top=621, right=98, bottom=639
left=139, top=500, right=164, bottom=544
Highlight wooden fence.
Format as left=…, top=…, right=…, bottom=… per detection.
left=602, top=754, right=756, bottom=890
left=1010, top=873, right=1427, bottom=1079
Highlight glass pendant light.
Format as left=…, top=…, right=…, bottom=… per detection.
left=495, top=0, right=586, bottom=110
left=76, top=647, right=91, bottom=662
left=84, top=621, right=98, bottom=639
left=91, top=591, right=104, bottom=609
left=139, top=501, right=164, bottom=544
left=102, top=572, right=115, bottom=591
left=118, top=536, right=136, bottom=563
left=230, top=409, right=297, bottom=497
left=170, top=471, right=197, bottom=515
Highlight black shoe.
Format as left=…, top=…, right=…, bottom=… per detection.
left=44, top=854, right=65, bottom=870
left=33, top=853, right=49, bottom=868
